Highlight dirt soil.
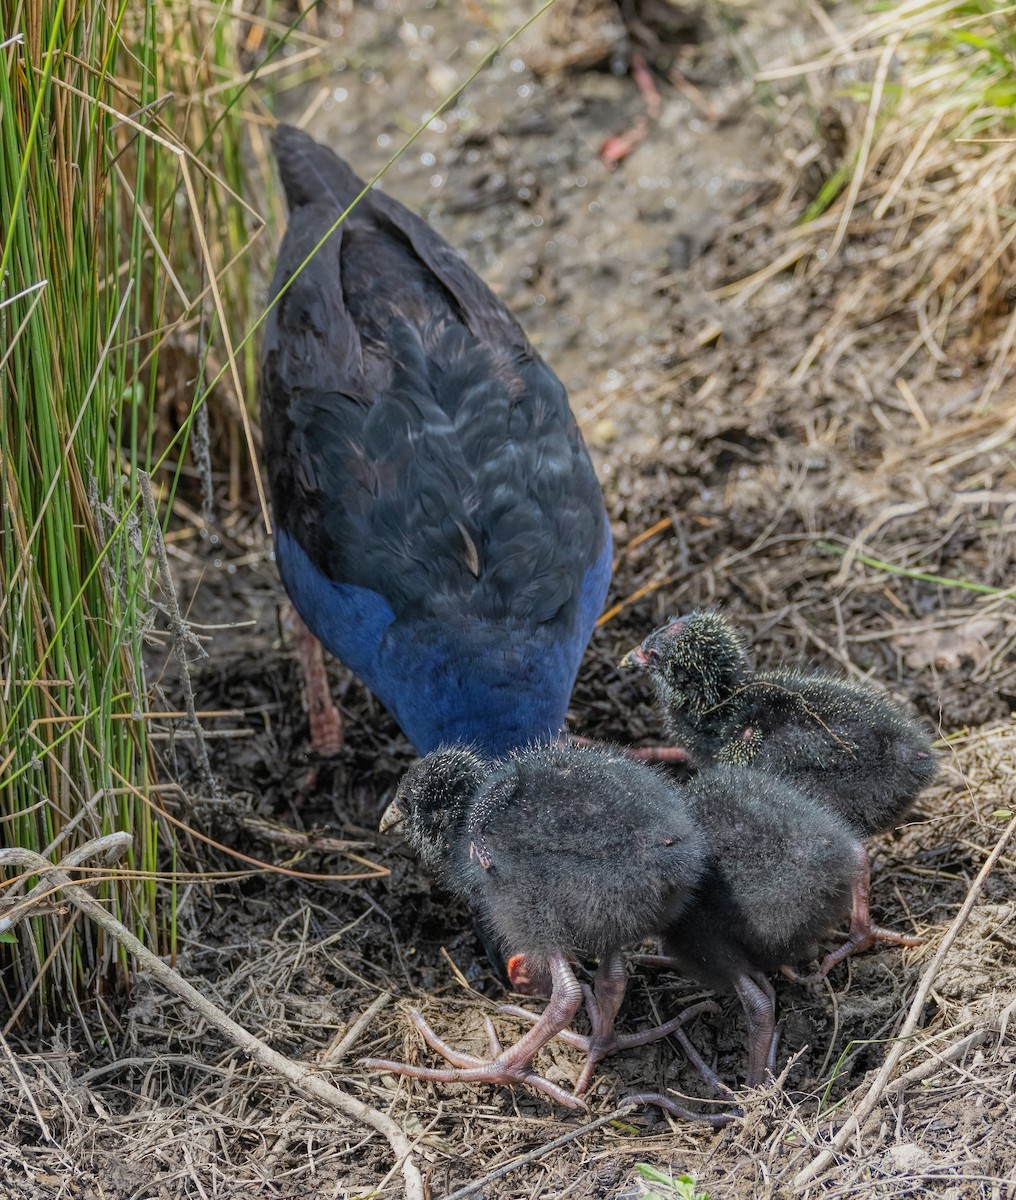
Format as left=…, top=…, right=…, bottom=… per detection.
left=3, top=1, right=1015, bottom=1197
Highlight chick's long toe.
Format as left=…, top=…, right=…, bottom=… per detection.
left=361, top=956, right=587, bottom=1109
left=812, top=846, right=923, bottom=979
left=564, top=733, right=691, bottom=766
left=623, top=1091, right=739, bottom=1127
left=503, top=954, right=725, bottom=1096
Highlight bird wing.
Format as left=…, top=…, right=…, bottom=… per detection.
left=260, top=127, right=607, bottom=628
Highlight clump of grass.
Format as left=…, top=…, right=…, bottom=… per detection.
left=759, top=0, right=1016, bottom=395
left=0, top=0, right=312, bottom=1022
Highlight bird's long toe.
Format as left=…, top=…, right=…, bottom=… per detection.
left=501, top=996, right=727, bottom=1097
left=500, top=1001, right=585, bottom=1042
left=614, top=1001, right=732, bottom=1098
left=866, top=923, right=924, bottom=948
left=622, top=1092, right=739, bottom=1127
left=363, top=962, right=588, bottom=1110
left=405, top=1008, right=490, bottom=1068
left=610, top=999, right=719, bottom=1052
left=564, top=734, right=690, bottom=766
left=814, top=921, right=923, bottom=979
left=360, top=1052, right=585, bottom=1109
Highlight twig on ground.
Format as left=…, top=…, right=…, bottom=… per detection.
left=234, top=814, right=374, bottom=858
left=319, top=992, right=393, bottom=1065
left=883, top=1027, right=993, bottom=1095
left=0, top=836, right=426, bottom=1200
left=441, top=1106, right=634, bottom=1200
left=0, top=1026, right=56, bottom=1145
left=794, top=809, right=1016, bottom=1187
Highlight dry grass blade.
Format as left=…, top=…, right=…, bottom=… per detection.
left=795, top=808, right=1016, bottom=1187
left=0, top=837, right=426, bottom=1200
left=740, top=0, right=1016, bottom=404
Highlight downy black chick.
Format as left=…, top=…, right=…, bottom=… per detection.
left=622, top=610, right=937, bottom=975
left=363, top=742, right=705, bottom=1106
left=654, top=764, right=860, bottom=1089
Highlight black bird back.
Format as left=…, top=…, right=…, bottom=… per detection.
left=260, top=127, right=612, bottom=754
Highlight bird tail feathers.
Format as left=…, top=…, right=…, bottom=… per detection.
left=271, top=123, right=369, bottom=213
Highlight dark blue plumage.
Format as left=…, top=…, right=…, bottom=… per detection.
left=260, top=126, right=611, bottom=756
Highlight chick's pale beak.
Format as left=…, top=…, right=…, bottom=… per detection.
left=619, top=645, right=650, bottom=670
left=378, top=799, right=406, bottom=834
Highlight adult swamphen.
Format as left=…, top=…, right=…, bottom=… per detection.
left=260, top=126, right=611, bottom=757
left=622, top=610, right=936, bottom=975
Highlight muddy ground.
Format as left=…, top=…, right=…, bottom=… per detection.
left=3, top=0, right=1015, bottom=1197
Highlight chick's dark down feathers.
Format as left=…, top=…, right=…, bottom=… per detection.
left=459, top=743, right=705, bottom=970
left=367, top=742, right=706, bottom=1105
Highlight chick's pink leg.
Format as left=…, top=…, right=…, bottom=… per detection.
left=360, top=955, right=586, bottom=1108
left=814, top=846, right=922, bottom=978
left=503, top=956, right=725, bottom=1095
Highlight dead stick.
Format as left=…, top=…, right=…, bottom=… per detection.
left=883, top=1028, right=993, bottom=1095
left=234, top=814, right=373, bottom=857
left=441, top=1106, right=634, bottom=1200
left=320, top=992, right=392, bottom=1065
left=0, top=839, right=425, bottom=1200
left=794, top=810, right=1016, bottom=1188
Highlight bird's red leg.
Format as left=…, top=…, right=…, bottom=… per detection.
left=733, top=968, right=777, bottom=1088
left=812, top=846, right=923, bottom=979
left=600, top=53, right=662, bottom=170
left=572, top=954, right=629, bottom=1093
left=289, top=607, right=343, bottom=756
left=360, top=955, right=586, bottom=1108
left=564, top=735, right=690, bottom=766
left=504, top=958, right=726, bottom=1096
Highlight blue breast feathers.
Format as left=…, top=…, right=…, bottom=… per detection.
left=276, top=519, right=612, bottom=756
